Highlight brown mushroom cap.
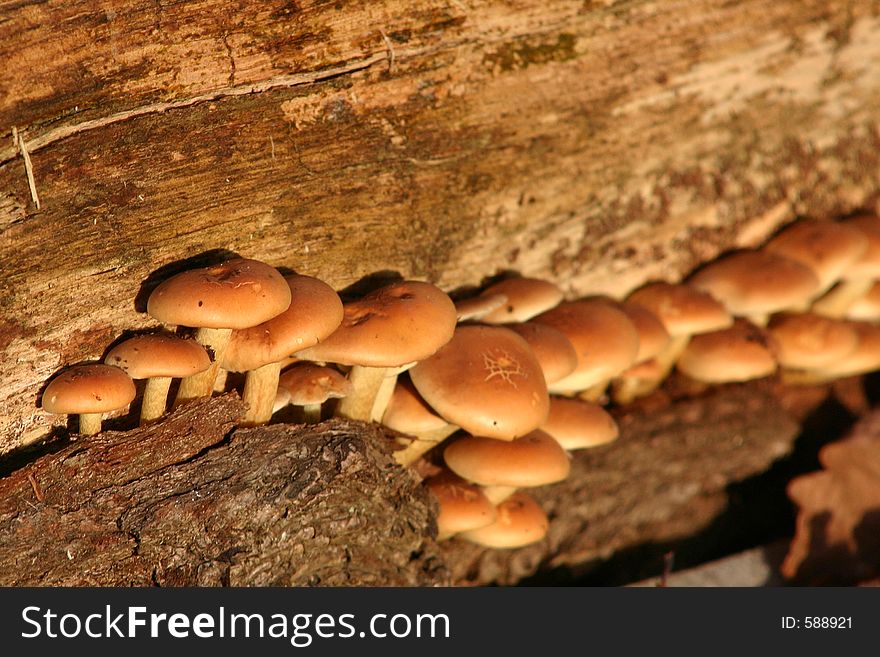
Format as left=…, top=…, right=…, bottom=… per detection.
left=619, top=302, right=671, bottom=363
left=676, top=321, right=778, bottom=383
left=458, top=492, right=549, bottom=549
left=531, top=298, right=640, bottom=391
left=765, top=220, right=868, bottom=292
left=42, top=364, right=136, bottom=415
left=767, top=313, right=859, bottom=370
left=104, top=334, right=211, bottom=379
left=688, top=250, right=820, bottom=316
left=443, top=430, right=570, bottom=488
left=507, top=322, right=578, bottom=384
left=426, top=471, right=497, bottom=537
left=541, top=397, right=619, bottom=450
left=295, top=281, right=457, bottom=367
left=410, top=325, right=550, bottom=440
left=455, top=293, right=508, bottom=322
left=221, top=274, right=343, bottom=372
left=847, top=282, right=880, bottom=321
left=278, top=363, right=353, bottom=406
left=627, top=282, right=733, bottom=337
left=815, top=321, right=880, bottom=378
left=840, top=215, right=880, bottom=279
left=479, top=277, right=564, bottom=324
left=382, top=377, right=452, bottom=435
left=147, top=258, right=292, bottom=329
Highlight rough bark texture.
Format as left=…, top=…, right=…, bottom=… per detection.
left=0, top=384, right=800, bottom=586
left=3, top=0, right=880, bottom=454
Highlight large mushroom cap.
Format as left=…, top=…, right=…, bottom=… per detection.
left=104, top=334, right=211, bottom=379
left=295, top=281, right=457, bottom=367
left=147, top=258, right=291, bottom=329
left=426, top=471, right=497, bottom=538
left=627, top=282, right=733, bottom=337
left=541, top=397, right=619, bottom=450
left=677, top=321, right=778, bottom=383
left=767, top=313, right=859, bottom=370
left=221, top=274, right=343, bottom=372
left=765, top=220, right=868, bottom=292
left=507, top=322, right=578, bottom=384
left=531, top=298, right=640, bottom=391
left=278, top=363, right=353, bottom=406
left=410, top=325, right=550, bottom=440
left=443, top=430, right=570, bottom=488
left=42, top=364, right=136, bottom=415
left=688, top=250, right=820, bottom=316
left=458, top=492, right=549, bottom=549
left=479, top=277, right=564, bottom=324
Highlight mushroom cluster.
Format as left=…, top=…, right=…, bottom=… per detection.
left=39, top=213, right=880, bottom=550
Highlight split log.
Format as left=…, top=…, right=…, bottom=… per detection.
left=3, top=0, right=880, bottom=454
left=0, top=385, right=800, bottom=586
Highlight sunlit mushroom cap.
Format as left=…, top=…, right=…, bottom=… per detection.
left=507, top=322, right=578, bottom=384
left=426, top=471, right=497, bottom=537
left=541, top=397, right=619, bottom=450
left=410, top=325, right=550, bottom=440
left=458, top=492, right=549, bottom=549
left=221, top=274, right=343, bottom=372
left=295, top=281, right=457, bottom=368
left=382, top=378, right=452, bottom=435
left=814, top=321, right=880, bottom=379
left=104, top=334, right=211, bottom=379
left=42, top=364, right=136, bottom=415
left=479, top=277, right=564, bottom=324
left=627, top=282, right=733, bottom=337
left=676, top=321, right=778, bottom=383
left=443, top=430, right=570, bottom=488
left=146, top=258, right=292, bottom=329
left=765, top=220, right=868, bottom=293
left=531, top=298, right=640, bottom=392
left=767, top=313, right=859, bottom=370
left=278, top=363, right=353, bottom=406
left=688, top=250, right=820, bottom=316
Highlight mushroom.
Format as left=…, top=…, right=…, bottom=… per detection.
left=147, top=258, right=292, bottom=404
left=104, top=333, right=211, bottom=424
left=767, top=313, right=859, bottom=379
left=219, top=274, right=343, bottom=426
left=277, top=362, right=353, bottom=423
left=478, top=277, right=564, bottom=324
left=409, top=325, right=550, bottom=441
left=811, top=215, right=880, bottom=318
left=809, top=321, right=880, bottom=381
left=457, top=491, right=549, bottom=549
left=676, top=320, right=778, bottom=384
left=382, top=377, right=459, bottom=466
left=846, top=282, right=880, bottom=322
left=506, top=322, right=578, bottom=385
left=540, top=397, right=619, bottom=451
left=425, top=470, right=498, bottom=541
left=296, top=281, right=457, bottom=422
left=454, top=293, right=508, bottom=322
left=41, top=364, right=136, bottom=436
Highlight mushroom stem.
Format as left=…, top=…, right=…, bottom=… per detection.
left=393, top=425, right=459, bottom=467
left=302, top=403, right=323, bottom=424
left=78, top=412, right=102, bottom=436
left=241, top=361, right=283, bottom=427
left=175, top=327, right=233, bottom=404
left=370, top=373, right=399, bottom=423
left=811, top=279, right=874, bottom=318
left=140, top=376, right=172, bottom=425
left=780, top=369, right=835, bottom=386
left=578, top=381, right=608, bottom=403
left=335, top=365, right=388, bottom=422
left=482, top=485, right=518, bottom=506
left=611, top=374, right=646, bottom=406
left=620, top=334, right=691, bottom=400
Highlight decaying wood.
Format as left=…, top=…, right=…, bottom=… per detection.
left=3, top=0, right=880, bottom=454
left=0, top=384, right=799, bottom=586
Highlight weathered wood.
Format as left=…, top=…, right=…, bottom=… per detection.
left=2, top=1, right=880, bottom=454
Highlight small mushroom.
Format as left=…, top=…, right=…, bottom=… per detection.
left=42, top=364, right=136, bottom=436
left=457, top=492, right=549, bottom=549
left=454, top=293, right=508, bottom=322
left=425, top=470, right=498, bottom=541
left=478, top=277, right=564, bottom=324
left=676, top=320, right=778, bottom=384
left=540, top=397, right=619, bottom=451
left=278, top=363, right=353, bottom=423
left=811, top=215, right=880, bottom=318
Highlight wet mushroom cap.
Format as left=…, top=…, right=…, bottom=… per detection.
left=146, top=258, right=292, bottom=329
left=426, top=471, right=497, bottom=536
left=531, top=298, right=640, bottom=390
left=764, top=220, right=868, bottom=292
left=541, top=397, right=619, bottom=450
left=688, top=250, right=820, bottom=316
left=278, top=363, right=353, bottom=406
left=42, top=364, right=136, bottom=415
left=458, top=492, right=549, bottom=549
left=767, top=313, right=859, bottom=370
left=479, top=277, right=564, bottom=324
left=506, top=322, right=578, bottom=384
left=627, top=282, right=733, bottom=337
left=443, top=430, right=570, bottom=488
left=295, top=280, right=457, bottom=367
left=676, top=321, right=778, bottom=383
left=382, top=377, right=451, bottom=435
left=410, top=325, right=550, bottom=440
left=104, top=334, right=211, bottom=379
left=221, top=274, right=344, bottom=372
